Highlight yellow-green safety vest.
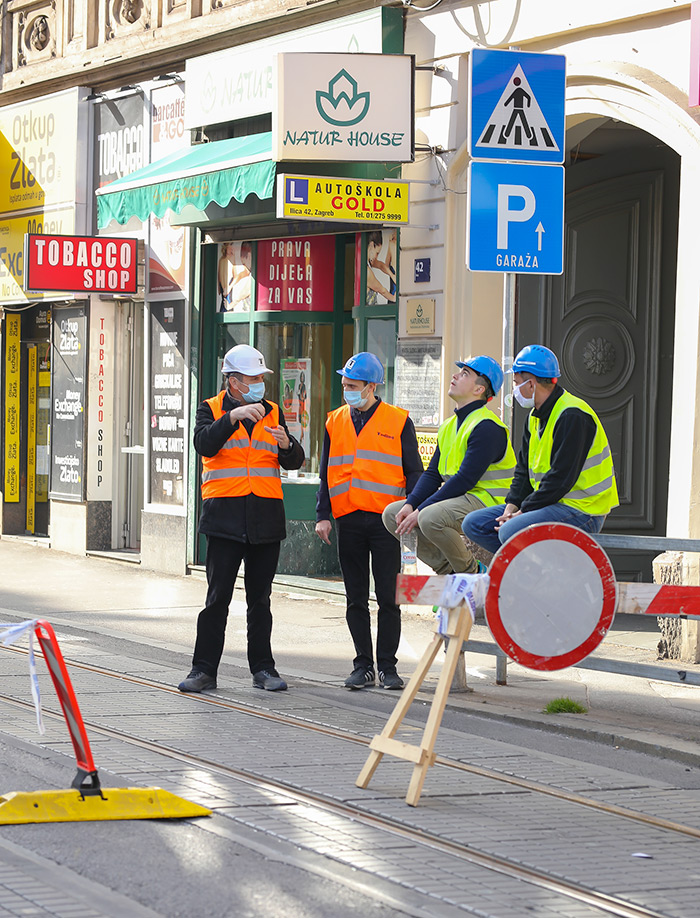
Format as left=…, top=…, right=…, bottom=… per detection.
left=528, top=390, right=619, bottom=516
left=437, top=405, right=516, bottom=508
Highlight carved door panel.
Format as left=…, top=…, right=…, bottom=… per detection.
left=517, top=146, right=678, bottom=578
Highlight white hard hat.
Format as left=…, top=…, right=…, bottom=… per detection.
left=222, top=344, right=273, bottom=376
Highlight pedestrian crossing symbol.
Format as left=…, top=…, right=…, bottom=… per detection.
left=470, top=49, right=566, bottom=164
left=476, top=65, right=558, bottom=154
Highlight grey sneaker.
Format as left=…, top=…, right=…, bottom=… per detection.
left=178, top=670, right=217, bottom=693
left=344, top=668, right=376, bottom=689
left=253, top=670, right=288, bottom=691
left=379, top=670, right=405, bottom=690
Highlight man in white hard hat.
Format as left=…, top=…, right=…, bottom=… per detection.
left=179, top=344, right=304, bottom=694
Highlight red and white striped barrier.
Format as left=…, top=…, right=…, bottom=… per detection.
left=396, top=523, right=700, bottom=672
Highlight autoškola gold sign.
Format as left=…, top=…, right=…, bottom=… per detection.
left=276, top=175, right=409, bottom=224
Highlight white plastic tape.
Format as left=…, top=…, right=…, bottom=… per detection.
left=0, top=620, right=44, bottom=734
left=435, top=574, right=489, bottom=636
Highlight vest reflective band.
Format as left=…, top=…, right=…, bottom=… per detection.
left=326, top=402, right=408, bottom=517
left=528, top=390, right=619, bottom=515
left=436, top=405, right=516, bottom=508
left=201, top=391, right=282, bottom=500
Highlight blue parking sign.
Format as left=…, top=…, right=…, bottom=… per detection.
left=470, top=49, right=566, bottom=164
left=468, top=162, right=564, bottom=275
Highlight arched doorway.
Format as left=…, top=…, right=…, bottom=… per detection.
left=516, top=120, right=680, bottom=580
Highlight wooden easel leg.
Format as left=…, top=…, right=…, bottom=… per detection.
left=405, top=607, right=474, bottom=806
left=355, top=631, right=444, bottom=789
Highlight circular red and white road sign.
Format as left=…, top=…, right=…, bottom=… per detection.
left=485, top=523, right=618, bottom=671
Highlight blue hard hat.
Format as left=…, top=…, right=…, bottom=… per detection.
left=337, top=352, right=385, bottom=384
left=455, top=355, right=504, bottom=396
left=511, top=345, right=561, bottom=379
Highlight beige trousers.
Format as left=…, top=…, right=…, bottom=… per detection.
left=382, top=494, right=486, bottom=576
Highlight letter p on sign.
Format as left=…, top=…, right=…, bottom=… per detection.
left=497, top=184, right=535, bottom=249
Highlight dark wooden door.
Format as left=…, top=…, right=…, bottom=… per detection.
left=517, top=144, right=679, bottom=579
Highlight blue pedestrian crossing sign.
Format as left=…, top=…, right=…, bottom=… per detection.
left=467, top=162, right=564, bottom=275
left=470, top=49, right=566, bottom=164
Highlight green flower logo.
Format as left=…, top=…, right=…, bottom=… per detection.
left=316, top=70, right=370, bottom=126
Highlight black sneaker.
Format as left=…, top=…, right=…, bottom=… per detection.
left=253, top=670, right=288, bottom=691
left=344, top=668, right=376, bottom=689
left=379, top=670, right=404, bottom=690
left=178, top=670, right=217, bottom=693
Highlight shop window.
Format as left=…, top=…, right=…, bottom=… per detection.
left=210, top=233, right=361, bottom=485
left=367, top=317, right=396, bottom=405
left=216, top=325, right=250, bottom=378
left=256, top=323, right=333, bottom=480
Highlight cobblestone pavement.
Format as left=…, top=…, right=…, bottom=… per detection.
left=1, top=624, right=700, bottom=918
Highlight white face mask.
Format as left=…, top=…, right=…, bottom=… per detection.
left=513, top=381, right=535, bottom=409
left=344, top=384, right=370, bottom=409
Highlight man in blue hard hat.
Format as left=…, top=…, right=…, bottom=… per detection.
left=383, top=355, right=516, bottom=576
left=462, top=345, right=619, bottom=553
left=315, top=352, right=423, bottom=691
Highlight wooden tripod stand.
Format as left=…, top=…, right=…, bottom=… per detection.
left=356, top=601, right=474, bottom=807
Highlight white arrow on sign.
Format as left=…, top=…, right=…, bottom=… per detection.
left=535, top=221, right=545, bottom=251
left=497, top=184, right=536, bottom=249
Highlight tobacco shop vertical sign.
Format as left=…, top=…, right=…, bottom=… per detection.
left=50, top=305, right=87, bottom=500
left=4, top=314, right=21, bottom=501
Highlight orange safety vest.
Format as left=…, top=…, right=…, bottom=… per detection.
left=201, top=391, right=283, bottom=500
left=326, top=402, right=408, bottom=518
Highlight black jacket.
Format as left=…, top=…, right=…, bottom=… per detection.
left=506, top=385, right=597, bottom=512
left=194, top=390, right=305, bottom=543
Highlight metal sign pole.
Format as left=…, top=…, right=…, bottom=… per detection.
left=502, top=271, right=516, bottom=432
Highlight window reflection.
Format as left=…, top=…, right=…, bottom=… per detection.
left=256, top=323, right=333, bottom=479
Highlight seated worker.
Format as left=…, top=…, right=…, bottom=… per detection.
left=315, top=352, right=423, bottom=691
left=383, top=356, right=516, bottom=575
left=462, top=344, right=618, bottom=553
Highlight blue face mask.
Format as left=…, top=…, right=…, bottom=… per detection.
left=344, top=385, right=369, bottom=409
left=242, top=381, right=266, bottom=403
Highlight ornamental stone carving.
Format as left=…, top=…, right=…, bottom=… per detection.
left=121, top=0, right=141, bottom=23
left=16, top=5, right=56, bottom=67
left=30, top=15, right=50, bottom=50
left=582, top=336, right=616, bottom=376
left=107, top=0, right=150, bottom=39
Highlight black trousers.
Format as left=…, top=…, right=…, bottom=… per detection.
left=336, top=510, right=401, bottom=673
left=193, top=535, right=280, bottom=677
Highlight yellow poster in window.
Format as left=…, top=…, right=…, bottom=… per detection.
left=27, top=346, right=37, bottom=533
left=416, top=430, right=438, bottom=469
left=4, top=313, right=20, bottom=501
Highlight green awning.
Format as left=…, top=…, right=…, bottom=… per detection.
left=96, top=132, right=275, bottom=228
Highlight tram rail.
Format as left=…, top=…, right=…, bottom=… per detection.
left=0, top=685, right=673, bottom=918
left=3, top=644, right=700, bottom=842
